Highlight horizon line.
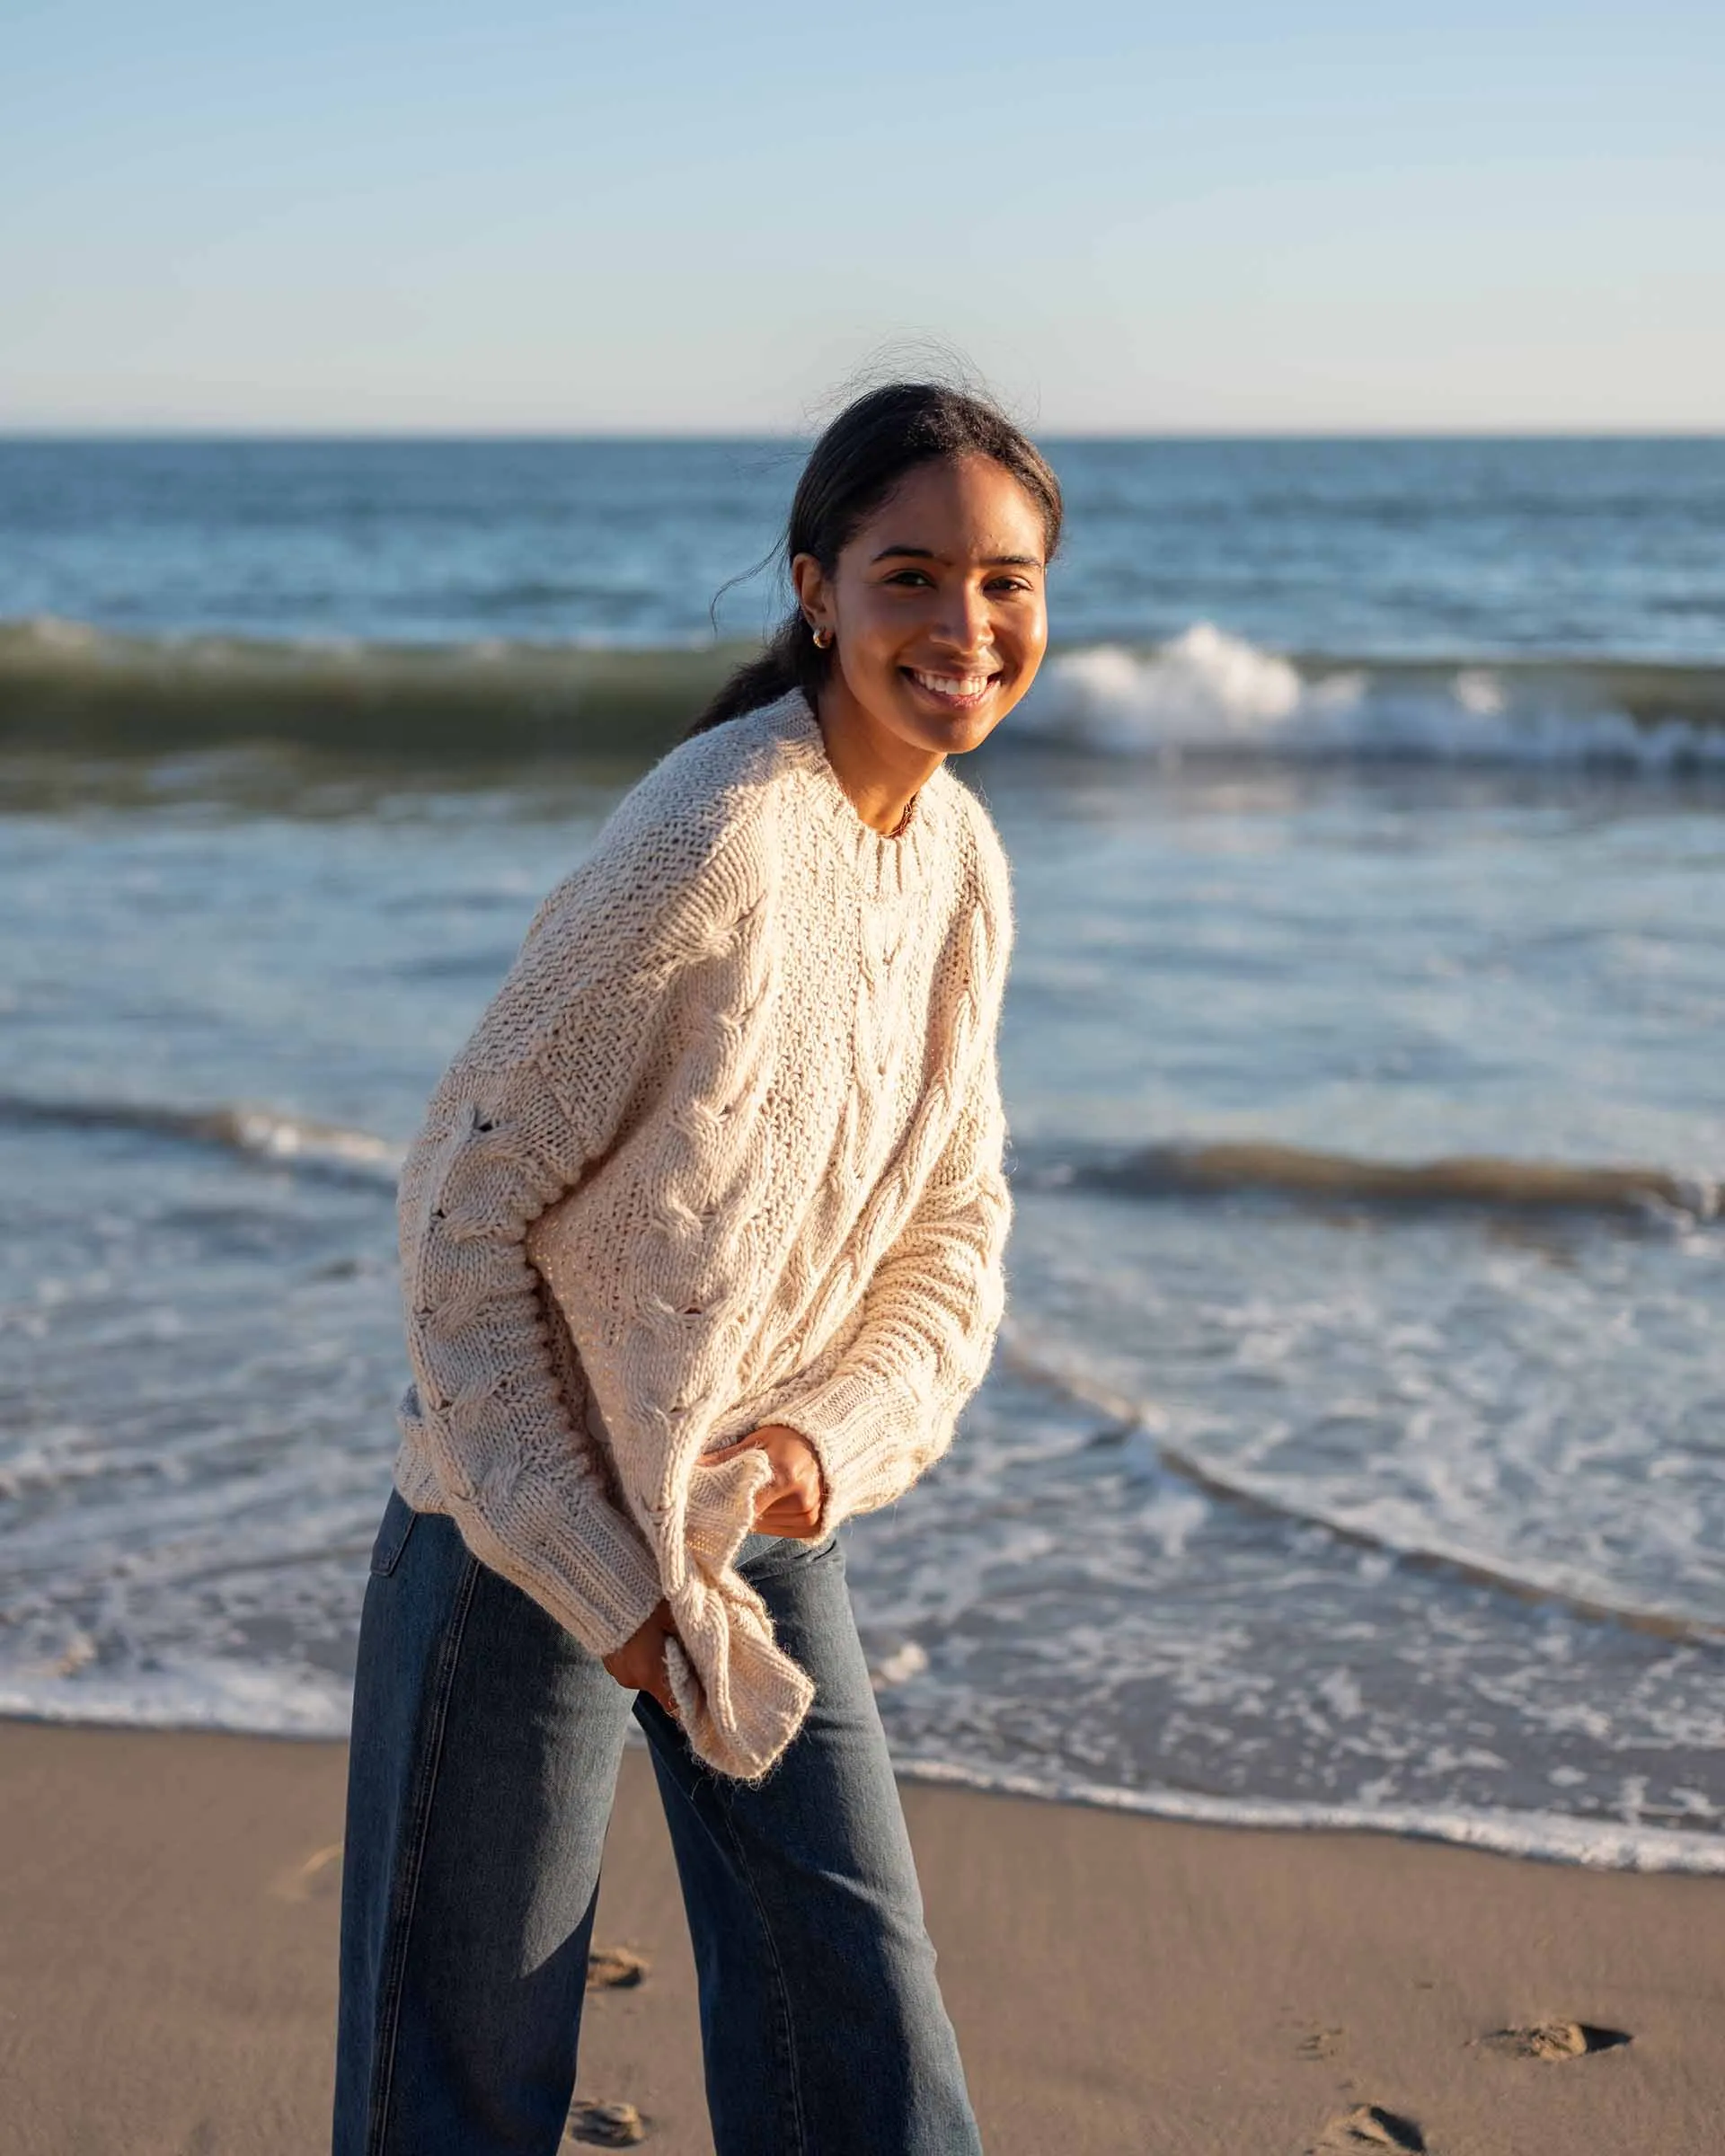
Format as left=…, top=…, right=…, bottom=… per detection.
left=3, top=425, right=1724, bottom=448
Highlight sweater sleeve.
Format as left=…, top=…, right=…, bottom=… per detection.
left=395, top=791, right=758, bottom=1657
left=770, top=1038, right=1013, bottom=1533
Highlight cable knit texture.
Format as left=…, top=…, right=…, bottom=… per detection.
left=392, top=689, right=1014, bottom=1780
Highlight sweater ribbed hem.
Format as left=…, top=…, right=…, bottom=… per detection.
left=393, top=1425, right=662, bottom=1657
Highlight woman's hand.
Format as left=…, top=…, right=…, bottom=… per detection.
left=699, top=1423, right=827, bottom=1540
left=601, top=1598, right=681, bottom=1718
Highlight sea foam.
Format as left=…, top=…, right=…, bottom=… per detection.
left=4, top=1663, right=1720, bottom=1874
left=1020, top=623, right=1725, bottom=769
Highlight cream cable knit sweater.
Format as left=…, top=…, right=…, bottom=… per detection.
left=391, top=689, right=1014, bottom=1780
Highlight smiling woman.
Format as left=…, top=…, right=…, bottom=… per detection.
left=334, top=380, right=1062, bottom=2155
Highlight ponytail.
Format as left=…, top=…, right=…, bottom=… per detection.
left=685, top=614, right=826, bottom=738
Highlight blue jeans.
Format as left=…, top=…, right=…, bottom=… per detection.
left=332, top=1486, right=983, bottom=2155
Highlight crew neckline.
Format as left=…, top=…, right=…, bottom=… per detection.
left=757, top=690, right=948, bottom=902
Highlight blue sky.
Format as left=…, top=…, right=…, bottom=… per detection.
left=5, top=1, right=1722, bottom=431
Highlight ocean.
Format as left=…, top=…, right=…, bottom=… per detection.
left=2, top=436, right=1722, bottom=1870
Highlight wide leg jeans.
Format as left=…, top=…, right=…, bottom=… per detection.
left=332, top=1486, right=983, bottom=2155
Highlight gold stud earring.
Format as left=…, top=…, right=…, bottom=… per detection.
left=811, top=624, right=835, bottom=650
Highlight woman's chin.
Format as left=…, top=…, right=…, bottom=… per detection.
left=887, top=676, right=1016, bottom=748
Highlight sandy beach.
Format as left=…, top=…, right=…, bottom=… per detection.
left=3, top=1718, right=1721, bottom=2154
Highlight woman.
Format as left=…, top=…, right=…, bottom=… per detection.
left=333, top=381, right=1062, bottom=2155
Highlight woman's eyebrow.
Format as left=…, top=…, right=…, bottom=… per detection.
left=869, top=544, right=1044, bottom=567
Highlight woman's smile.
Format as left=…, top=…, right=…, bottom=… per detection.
left=900, top=664, right=1004, bottom=711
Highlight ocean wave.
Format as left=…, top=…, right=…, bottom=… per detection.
left=0, top=1093, right=402, bottom=1188
left=1020, top=624, right=1725, bottom=769
left=0, top=616, right=741, bottom=755
left=13, top=1092, right=1713, bottom=1234
left=6, top=615, right=1725, bottom=769
left=1021, top=1137, right=1721, bottom=1224
left=996, top=1330, right=1725, bottom=1650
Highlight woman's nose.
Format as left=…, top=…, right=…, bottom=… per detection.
left=930, top=582, right=993, bottom=656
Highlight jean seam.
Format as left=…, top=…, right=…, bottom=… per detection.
left=710, top=1782, right=809, bottom=2156
left=364, top=1551, right=483, bottom=2156
left=649, top=1739, right=807, bottom=2156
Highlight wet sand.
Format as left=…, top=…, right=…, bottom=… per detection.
left=2, top=1718, right=1721, bottom=2154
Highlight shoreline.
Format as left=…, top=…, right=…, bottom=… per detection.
left=4, top=1718, right=1722, bottom=2153
left=7, top=1700, right=1721, bottom=1878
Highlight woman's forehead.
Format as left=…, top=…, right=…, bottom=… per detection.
left=848, top=455, right=1048, bottom=561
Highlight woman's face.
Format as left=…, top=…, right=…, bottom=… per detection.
left=792, top=453, right=1050, bottom=757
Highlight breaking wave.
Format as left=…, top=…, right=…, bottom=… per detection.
left=6, top=615, right=1725, bottom=771
left=1019, top=624, right=1725, bottom=769
left=0, top=616, right=742, bottom=755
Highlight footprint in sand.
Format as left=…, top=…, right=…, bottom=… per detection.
left=1311, top=2103, right=1428, bottom=2152
left=1478, top=2019, right=1632, bottom=2061
left=268, top=1841, right=343, bottom=1903
left=564, top=2098, right=647, bottom=2146
left=586, top=1945, right=650, bottom=1992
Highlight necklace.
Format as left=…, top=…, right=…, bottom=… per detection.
left=887, top=795, right=916, bottom=839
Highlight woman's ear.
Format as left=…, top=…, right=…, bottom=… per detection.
left=790, top=552, right=832, bottom=640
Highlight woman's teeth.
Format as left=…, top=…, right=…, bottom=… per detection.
left=908, top=669, right=995, bottom=702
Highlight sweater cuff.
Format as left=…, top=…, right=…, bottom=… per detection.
left=501, top=1497, right=665, bottom=1658
left=395, top=1431, right=664, bottom=1657
left=774, top=1370, right=912, bottom=1533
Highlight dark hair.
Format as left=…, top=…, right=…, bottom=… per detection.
left=684, top=381, right=1063, bottom=738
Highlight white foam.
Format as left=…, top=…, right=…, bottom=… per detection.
left=1019, top=623, right=1725, bottom=770
left=1033, top=624, right=1316, bottom=747
left=0, top=1661, right=354, bottom=1739
left=891, top=1755, right=1725, bottom=1874
left=217, top=1106, right=403, bottom=1180
left=996, top=1324, right=1725, bottom=1646
left=7, top=1666, right=1721, bottom=1874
